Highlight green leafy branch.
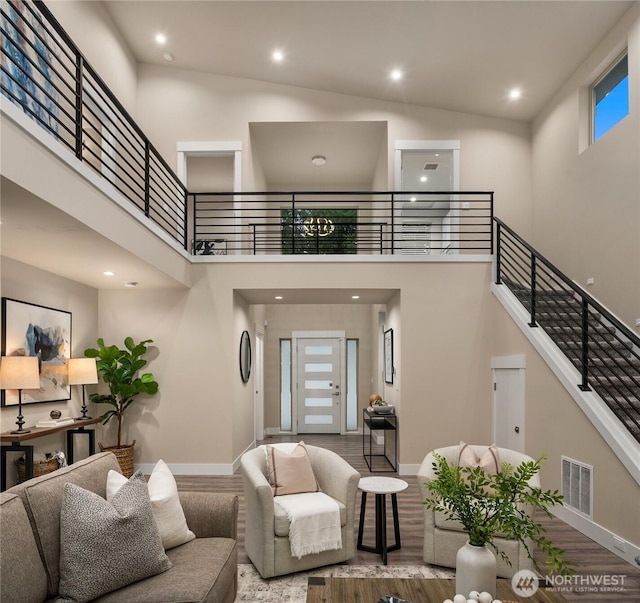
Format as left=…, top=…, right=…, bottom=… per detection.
left=422, top=452, right=574, bottom=576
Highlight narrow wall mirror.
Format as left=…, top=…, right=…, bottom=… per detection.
left=239, top=330, right=251, bottom=383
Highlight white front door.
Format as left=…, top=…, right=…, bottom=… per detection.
left=296, top=337, right=342, bottom=433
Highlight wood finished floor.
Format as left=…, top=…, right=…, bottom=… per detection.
left=174, top=434, right=640, bottom=603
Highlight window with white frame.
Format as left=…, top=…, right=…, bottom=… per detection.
left=592, top=52, right=629, bottom=142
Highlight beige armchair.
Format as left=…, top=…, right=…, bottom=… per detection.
left=240, top=444, right=361, bottom=578
left=417, top=444, right=539, bottom=578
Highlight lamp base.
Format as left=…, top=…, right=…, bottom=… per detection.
left=10, top=428, right=31, bottom=434
left=76, top=415, right=92, bottom=420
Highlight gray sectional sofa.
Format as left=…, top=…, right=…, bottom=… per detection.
left=0, top=452, right=238, bottom=603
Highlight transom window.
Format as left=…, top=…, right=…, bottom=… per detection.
left=592, top=53, right=629, bottom=142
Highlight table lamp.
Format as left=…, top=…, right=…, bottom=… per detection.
left=0, top=356, right=40, bottom=434
left=67, top=358, right=98, bottom=420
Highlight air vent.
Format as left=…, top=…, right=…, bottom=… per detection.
left=561, top=457, right=593, bottom=519
left=423, top=163, right=439, bottom=170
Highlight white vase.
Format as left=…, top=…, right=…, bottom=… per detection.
left=455, top=541, right=496, bottom=597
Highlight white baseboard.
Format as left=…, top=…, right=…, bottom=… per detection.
left=552, top=504, right=640, bottom=568
left=399, top=463, right=422, bottom=476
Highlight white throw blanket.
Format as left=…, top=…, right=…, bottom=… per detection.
left=274, top=492, right=342, bottom=559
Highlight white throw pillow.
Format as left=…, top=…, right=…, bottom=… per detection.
left=107, top=459, right=196, bottom=550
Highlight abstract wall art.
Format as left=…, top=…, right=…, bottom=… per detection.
left=1, top=297, right=71, bottom=406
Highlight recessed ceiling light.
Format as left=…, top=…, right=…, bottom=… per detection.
left=352, top=295, right=360, bottom=300
left=272, top=49, right=284, bottom=63
left=420, top=175, right=428, bottom=183
left=103, top=271, right=114, bottom=276
left=509, top=87, right=522, bottom=100
left=311, top=155, right=326, bottom=166
left=162, top=52, right=174, bottom=62
left=275, top=295, right=283, bottom=300
left=390, top=69, right=403, bottom=81
left=410, top=196, right=417, bottom=203
left=155, top=33, right=167, bottom=45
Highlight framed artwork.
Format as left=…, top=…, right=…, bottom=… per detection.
left=1, top=298, right=71, bottom=406
left=384, top=328, right=394, bottom=384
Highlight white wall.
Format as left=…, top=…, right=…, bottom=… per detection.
left=46, top=1, right=138, bottom=116
left=532, top=4, right=640, bottom=328
left=133, top=65, right=533, bottom=239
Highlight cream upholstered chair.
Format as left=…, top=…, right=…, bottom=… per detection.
left=240, top=444, right=360, bottom=578
left=416, top=444, right=539, bottom=578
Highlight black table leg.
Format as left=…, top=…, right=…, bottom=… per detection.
left=357, top=489, right=402, bottom=564
left=66, top=427, right=96, bottom=464
left=1, top=443, right=34, bottom=491
left=376, top=492, right=388, bottom=564
left=357, top=491, right=367, bottom=550
left=389, top=492, right=401, bottom=552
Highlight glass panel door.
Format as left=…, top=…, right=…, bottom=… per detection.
left=296, top=338, right=341, bottom=433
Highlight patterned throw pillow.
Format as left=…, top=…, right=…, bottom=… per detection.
left=107, top=459, right=195, bottom=550
left=266, top=441, right=320, bottom=496
left=57, top=471, right=171, bottom=603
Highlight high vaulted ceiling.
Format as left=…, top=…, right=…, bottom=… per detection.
left=103, top=0, right=633, bottom=122
left=2, top=1, right=636, bottom=293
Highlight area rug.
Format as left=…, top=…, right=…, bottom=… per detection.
left=236, top=563, right=455, bottom=602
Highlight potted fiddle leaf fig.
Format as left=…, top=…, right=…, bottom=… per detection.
left=84, top=337, right=159, bottom=476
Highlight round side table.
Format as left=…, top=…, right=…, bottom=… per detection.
left=357, top=476, right=409, bottom=564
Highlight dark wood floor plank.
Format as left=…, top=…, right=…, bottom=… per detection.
left=174, top=433, right=640, bottom=603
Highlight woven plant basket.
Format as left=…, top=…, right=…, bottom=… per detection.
left=15, top=456, right=59, bottom=483
left=99, top=440, right=136, bottom=477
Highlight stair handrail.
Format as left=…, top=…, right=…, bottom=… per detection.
left=495, top=217, right=640, bottom=347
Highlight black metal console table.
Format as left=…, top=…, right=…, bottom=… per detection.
left=362, top=408, right=398, bottom=472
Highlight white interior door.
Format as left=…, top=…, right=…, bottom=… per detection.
left=296, top=337, right=342, bottom=433
left=492, top=364, right=525, bottom=452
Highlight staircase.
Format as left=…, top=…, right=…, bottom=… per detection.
left=495, top=218, right=640, bottom=444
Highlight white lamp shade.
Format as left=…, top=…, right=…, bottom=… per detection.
left=68, top=358, right=98, bottom=385
left=0, top=356, right=40, bottom=390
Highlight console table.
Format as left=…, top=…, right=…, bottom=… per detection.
left=362, top=408, right=398, bottom=472
left=1, top=417, right=100, bottom=491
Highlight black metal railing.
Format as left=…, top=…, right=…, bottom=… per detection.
left=1, top=2, right=494, bottom=259
left=190, top=191, right=494, bottom=256
left=0, top=0, right=187, bottom=249
left=495, top=218, right=640, bottom=442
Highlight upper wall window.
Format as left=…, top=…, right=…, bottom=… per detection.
left=592, top=53, right=629, bottom=142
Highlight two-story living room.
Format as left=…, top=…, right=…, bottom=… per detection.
left=1, top=1, right=639, bottom=602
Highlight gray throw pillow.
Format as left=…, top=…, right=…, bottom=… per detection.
left=56, top=471, right=171, bottom=603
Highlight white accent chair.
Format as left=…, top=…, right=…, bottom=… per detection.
left=417, top=444, right=539, bottom=578
left=240, top=444, right=360, bottom=578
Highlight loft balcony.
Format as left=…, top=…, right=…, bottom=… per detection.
left=1, top=1, right=493, bottom=261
